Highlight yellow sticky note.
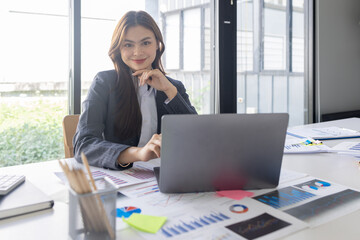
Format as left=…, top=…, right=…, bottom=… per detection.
left=123, top=213, right=167, bottom=234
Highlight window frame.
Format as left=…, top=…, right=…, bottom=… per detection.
left=161, top=3, right=210, bottom=72
left=259, top=0, right=303, bottom=74
left=69, top=0, right=81, bottom=114
left=236, top=0, right=312, bottom=125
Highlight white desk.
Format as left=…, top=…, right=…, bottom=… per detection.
left=280, top=118, right=360, bottom=240
left=1, top=118, right=360, bottom=240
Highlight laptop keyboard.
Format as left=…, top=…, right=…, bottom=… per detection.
left=0, top=174, right=26, bottom=195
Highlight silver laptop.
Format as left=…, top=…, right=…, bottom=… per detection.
left=154, top=113, right=289, bottom=193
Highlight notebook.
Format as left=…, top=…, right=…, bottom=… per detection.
left=154, top=113, right=289, bottom=193
left=0, top=180, right=54, bottom=219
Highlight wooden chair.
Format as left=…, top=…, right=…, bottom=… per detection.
left=62, top=115, right=80, bottom=158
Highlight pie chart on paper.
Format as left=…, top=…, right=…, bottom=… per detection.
left=116, top=206, right=142, bottom=218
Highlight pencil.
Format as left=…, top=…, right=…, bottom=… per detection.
left=81, top=152, right=115, bottom=239
left=58, top=159, right=111, bottom=235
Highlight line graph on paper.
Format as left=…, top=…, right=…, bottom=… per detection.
left=119, top=180, right=218, bottom=208
left=120, top=182, right=160, bottom=198
left=151, top=194, right=185, bottom=207
left=226, top=213, right=290, bottom=240
left=147, top=192, right=216, bottom=208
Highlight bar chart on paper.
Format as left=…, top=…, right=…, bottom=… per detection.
left=285, top=189, right=360, bottom=221
left=254, top=187, right=316, bottom=209
left=331, top=142, right=360, bottom=155
left=349, top=142, right=360, bottom=150
left=122, top=165, right=155, bottom=180
left=295, top=179, right=331, bottom=192
left=91, top=170, right=128, bottom=186
left=161, top=212, right=230, bottom=238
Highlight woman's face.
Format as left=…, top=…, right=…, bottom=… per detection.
left=120, top=25, right=158, bottom=71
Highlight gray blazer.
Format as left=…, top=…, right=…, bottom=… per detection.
left=73, top=70, right=197, bottom=170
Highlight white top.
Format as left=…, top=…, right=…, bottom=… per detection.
left=136, top=83, right=158, bottom=147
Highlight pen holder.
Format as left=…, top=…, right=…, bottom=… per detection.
left=68, top=177, right=117, bottom=240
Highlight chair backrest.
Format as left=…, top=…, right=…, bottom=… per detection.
left=62, top=115, right=80, bottom=158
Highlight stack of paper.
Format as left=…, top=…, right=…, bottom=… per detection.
left=287, top=126, right=360, bottom=140
left=284, top=138, right=332, bottom=154
left=331, top=142, right=360, bottom=157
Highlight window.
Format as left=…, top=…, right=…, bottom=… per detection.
left=292, top=0, right=304, bottom=72
left=164, top=14, right=180, bottom=70
left=238, top=0, right=254, bottom=72
left=161, top=1, right=212, bottom=114
left=0, top=0, right=68, bottom=167
left=263, top=0, right=287, bottom=70
left=183, top=8, right=201, bottom=71
left=236, top=0, right=308, bottom=126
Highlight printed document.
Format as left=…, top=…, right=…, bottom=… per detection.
left=287, top=126, right=360, bottom=140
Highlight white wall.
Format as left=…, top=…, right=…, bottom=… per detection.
left=315, top=0, right=360, bottom=121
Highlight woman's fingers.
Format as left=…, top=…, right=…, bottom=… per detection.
left=148, top=142, right=161, bottom=158
left=139, top=134, right=162, bottom=161
left=132, top=70, right=147, bottom=86
left=133, top=70, right=151, bottom=86
left=149, top=134, right=161, bottom=157
left=149, top=134, right=161, bottom=148
left=143, top=72, right=152, bottom=86
left=133, top=69, right=164, bottom=87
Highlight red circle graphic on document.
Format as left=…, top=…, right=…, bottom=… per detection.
left=229, top=204, right=249, bottom=213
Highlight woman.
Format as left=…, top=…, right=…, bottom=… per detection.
left=73, top=11, right=197, bottom=170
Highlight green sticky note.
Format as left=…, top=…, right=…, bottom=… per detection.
left=123, top=213, right=167, bottom=233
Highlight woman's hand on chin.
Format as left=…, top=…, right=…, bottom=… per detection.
left=132, top=69, right=177, bottom=100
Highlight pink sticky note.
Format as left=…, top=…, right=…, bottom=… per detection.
left=216, top=190, right=254, bottom=200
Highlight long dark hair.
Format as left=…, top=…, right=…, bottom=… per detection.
left=108, top=11, right=165, bottom=140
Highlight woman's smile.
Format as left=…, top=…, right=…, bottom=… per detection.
left=132, top=58, right=147, bottom=64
